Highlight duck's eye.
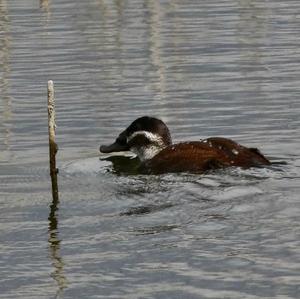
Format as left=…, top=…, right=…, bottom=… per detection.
left=116, top=131, right=128, bottom=146
left=116, top=137, right=126, bottom=145
left=127, top=134, right=151, bottom=147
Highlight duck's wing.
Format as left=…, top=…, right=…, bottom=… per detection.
left=203, top=137, right=271, bottom=167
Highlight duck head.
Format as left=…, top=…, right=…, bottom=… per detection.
left=100, top=116, right=172, bottom=161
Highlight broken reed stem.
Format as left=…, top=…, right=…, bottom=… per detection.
left=47, top=80, right=59, bottom=201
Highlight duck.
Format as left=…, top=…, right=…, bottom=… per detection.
left=100, top=116, right=271, bottom=174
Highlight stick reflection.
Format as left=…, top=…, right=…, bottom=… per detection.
left=48, top=194, right=67, bottom=297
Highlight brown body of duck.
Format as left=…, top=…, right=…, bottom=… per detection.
left=140, top=138, right=270, bottom=174
left=100, top=116, right=271, bottom=175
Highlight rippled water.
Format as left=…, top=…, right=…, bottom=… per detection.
left=1, top=0, right=300, bottom=298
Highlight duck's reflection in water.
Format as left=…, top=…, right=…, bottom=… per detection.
left=100, top=155, right=140, bottom=175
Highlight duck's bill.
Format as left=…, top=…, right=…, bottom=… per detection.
left=100, top=141, right=129, bottom=153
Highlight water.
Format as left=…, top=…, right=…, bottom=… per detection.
left=0, top=0, right=300, bottom=298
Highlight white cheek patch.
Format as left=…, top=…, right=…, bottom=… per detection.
left=127, top=131, right=165, bottom=161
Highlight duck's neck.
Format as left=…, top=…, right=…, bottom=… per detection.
left=127, top=131, right=168, bottom=161
left=133, top=144, right=164, bottom=161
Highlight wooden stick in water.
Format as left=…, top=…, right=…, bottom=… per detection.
left=47, top=80, right=59, bottom=200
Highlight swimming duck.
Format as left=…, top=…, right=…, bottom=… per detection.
left=100, top=116, right=270, bottom=174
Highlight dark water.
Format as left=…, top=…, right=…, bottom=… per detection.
left=1, top=0, right=300, bottom=298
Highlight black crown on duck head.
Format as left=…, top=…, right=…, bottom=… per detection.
left=100, top=116, right=172, bottom=154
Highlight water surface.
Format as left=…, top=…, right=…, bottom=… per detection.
left=0, top=0, right=300, bottom=298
